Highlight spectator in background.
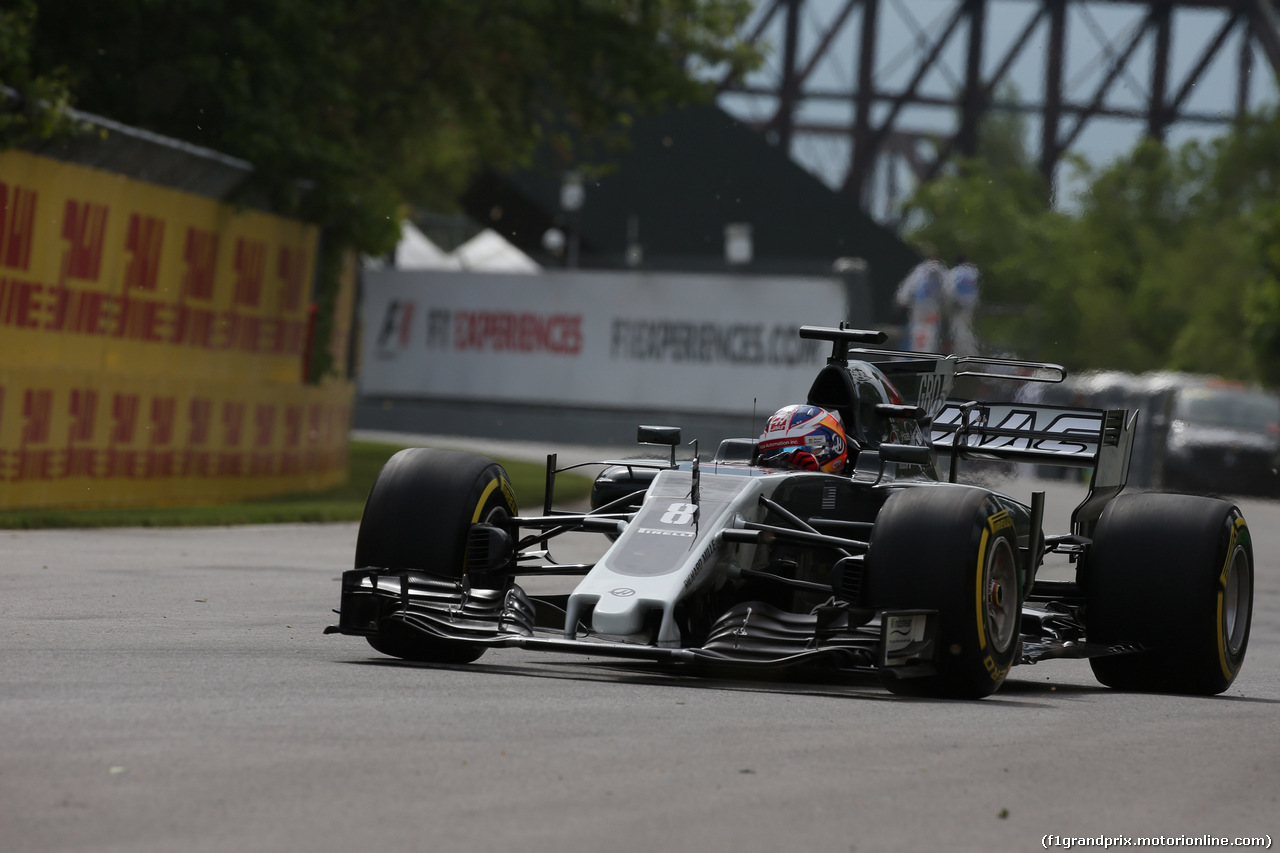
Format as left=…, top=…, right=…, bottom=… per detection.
left=946, top=253, right=981, bottom=356
left=895, top=250, right=947, bottom=352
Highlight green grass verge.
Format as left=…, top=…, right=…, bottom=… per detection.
left=0, top=441, right=593, bottom=529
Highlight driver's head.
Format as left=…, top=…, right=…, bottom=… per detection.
left=758, top=404, right=847, bottom=473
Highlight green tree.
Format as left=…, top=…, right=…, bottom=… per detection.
left=27, top=0, right=758, bottom=256
left=0, top=0, right=81, bottom=145
left=1206, top=108, right=1280, bottom=385
left=902, top=102, right=1280, bottom=386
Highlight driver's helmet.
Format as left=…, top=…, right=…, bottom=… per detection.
left=758, top=404, right=847, bottom=473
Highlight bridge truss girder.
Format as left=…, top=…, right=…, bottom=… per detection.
left=720, top=0, right=1280, bottom=221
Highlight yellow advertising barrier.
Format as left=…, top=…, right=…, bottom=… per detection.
left=0, top=148, right=354, bottom=510
left=0, top=149, right=315, bottom=383
left=0, top=366, right=352, bottom=510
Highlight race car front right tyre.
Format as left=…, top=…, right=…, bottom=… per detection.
left=1084, top=493, right=1253, bottom=695
left=354, top=448, right=519, bottom=664
left=864, top=486, right=1022, bottom=699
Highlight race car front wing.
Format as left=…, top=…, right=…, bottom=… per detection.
left=325, top=568, right=941, bottom=679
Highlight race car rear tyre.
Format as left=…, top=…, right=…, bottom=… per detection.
left=354, top=448, right=519, bottom=664
left=865, top=486, right=1022, bottom=699
left=1084, top=493, right=1252, bottom=695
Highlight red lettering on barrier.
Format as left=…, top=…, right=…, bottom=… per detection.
left=0, top=277, right=43, bottom=329
left=283, top=319, right=306, bottom=355
left=253, top=404, right=276, bottom=448
left=113, top=214, right=168, bottom=342
left=249, top=404, right=275, bottom=475
left=172, top=304, right=216, bottom=348
left=453, top=311, right=583, bottom=355
left=188, top=398, right=213, bottom=445
left=278, top=404, right=303, bottom=475
left=62, top=389, right=99, bottom=477
left=44, top=285, right=115, bottom=335
left=182, top=450, right=212, bottom=477
left=306, top=403, right=322, bottom=444
left=215, top=452, right=243, bottom=476
left=217, top=400, right=246, bottom=475
left=257, top=317, right=281, bottom=353
left=233, top=238, right=266, bottom=308
left=182, top=397, right=214, bottom=477
left=283, top=405, right=303, bottom=447
left=116, top=297, right=164, bottom=342
left=173, top=228, right=218, bottom=349
left=302, top=403, right=323, bottom=472
left=276, top=245, right=307, bottom=313
left=110, top=394, right=140, bottom=444
left=278, top=452, right=301, bottom=475
left=150, top=397, right=176, bottom=446
left=22, top=388, right=52, bottom=444
left=14, top=449, right=54, bottom=480
left=105, top=448, right=139, bottom=478
left=105, top=393, right=141, bottom=478
left=0, top=183, right=38, bottom=271
left=220, top=311, right=265, bottom=352
left=15, top=388, right=55, bottom=481
left=142, top=397, right=177, bottom=478
left=60, top=200, right=109, bottom=284
left=67, top=388, right=98, bottom=443
left=222, top=401, right=245, bottom=447
left=124, top=214, right=164, bottom=292
left=182, top=228, right=218, bottom=300
left=240, top=314, right=262, bottom=352
left=62, top=446, right=97, bottom=478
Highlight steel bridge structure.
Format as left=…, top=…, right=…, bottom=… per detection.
left=717, top=0, right=1280, bottom=221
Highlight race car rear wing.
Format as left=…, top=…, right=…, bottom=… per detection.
left=796, top=326, right=1135, bottom=538
left=930, top=401, right=1125, bottom=470
left=928, top=401, right=1137, bottom=539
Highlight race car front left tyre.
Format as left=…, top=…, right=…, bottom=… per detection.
left=864, top=485, right=1022, bottom=699
left=1084, top=492, right=1253, bottom=695
left=354, top=448, right=520, bottom=664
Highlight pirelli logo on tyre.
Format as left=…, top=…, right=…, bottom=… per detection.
left=987, top=509, right=1014, bottom=535
left=499, top=475, right=518, bottom=513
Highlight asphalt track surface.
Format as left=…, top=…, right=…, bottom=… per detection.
left=4, top=441, right=1279, bottom=853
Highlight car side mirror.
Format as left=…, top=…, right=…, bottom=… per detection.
left=878, top=443, right=934, bottom=466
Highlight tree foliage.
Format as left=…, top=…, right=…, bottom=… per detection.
left=0, top=0, right=82, bottom=146
left=25, top=0, right=759, bottom=255
left=902, top=105, right=1280, bottom=387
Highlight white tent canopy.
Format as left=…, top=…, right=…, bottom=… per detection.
left=451, top=228, right=540, bottom=273
left=393, top=221, right=461, bottom=270
left=389, top=221, right=540, bottom=273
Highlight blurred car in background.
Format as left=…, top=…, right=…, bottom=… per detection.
left=1160, top=378, right=1280, bottom=497
left=1049, top=371, right=1280, bottom=498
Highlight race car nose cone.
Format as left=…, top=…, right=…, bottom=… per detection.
left=592, top=591, right=652, bottom=636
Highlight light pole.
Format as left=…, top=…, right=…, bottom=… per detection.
left=560, top=171, right=584, bottom=269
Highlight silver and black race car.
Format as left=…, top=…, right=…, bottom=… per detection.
left=326, top=325, right=1254, bottom=698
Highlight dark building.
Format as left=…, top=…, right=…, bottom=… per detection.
left=461, top=103, right=920, bottom=325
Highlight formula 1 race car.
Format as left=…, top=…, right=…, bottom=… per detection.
left=326, top=325, right=1254, bottom=698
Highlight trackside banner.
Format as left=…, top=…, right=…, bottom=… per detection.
left=0, top=149, right=316, bottom=384
left=0, top=148, right=354, bottom=510
left=359, top=270, right=853, bottom=415
left=0, top=366, right=352, bottom=511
